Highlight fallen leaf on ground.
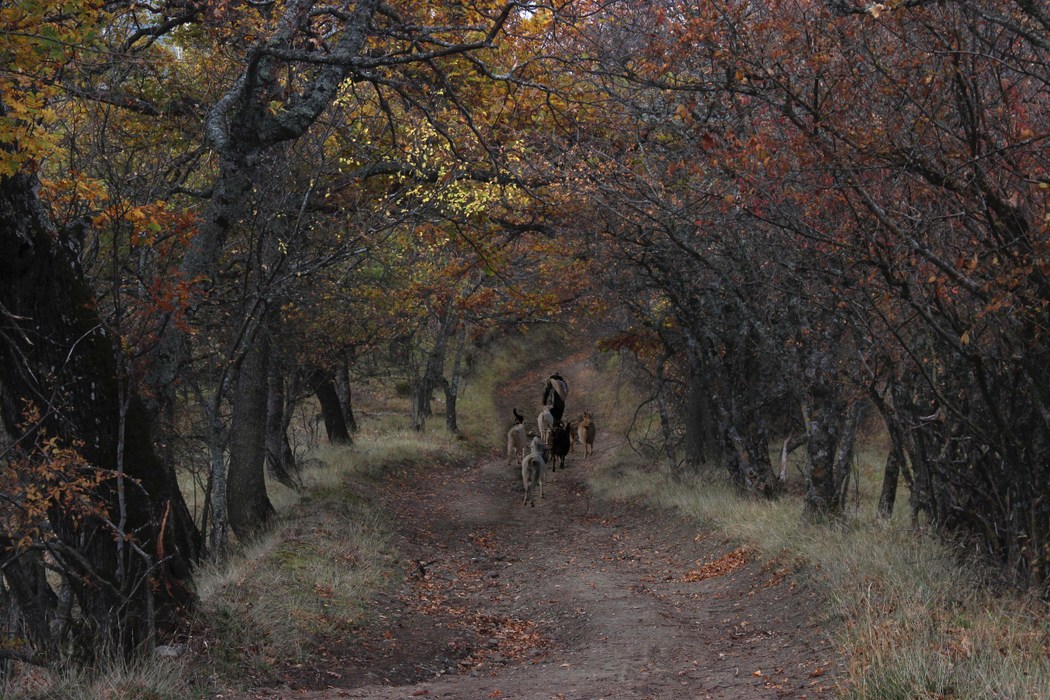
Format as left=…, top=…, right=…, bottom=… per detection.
left=682, top=546, right=750, bottom=582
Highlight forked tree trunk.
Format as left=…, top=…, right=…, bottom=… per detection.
left=832, top=401, right=863, bottom=510
left=227, top=325, right=276, bottom=539
left=869, top=383, right=912, bottom=519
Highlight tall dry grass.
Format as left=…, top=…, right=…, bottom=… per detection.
left=586, top=362, right=1050, bottom=699
left=191, top=431, right=471, bottom=689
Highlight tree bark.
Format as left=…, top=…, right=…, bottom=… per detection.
left=334, top=361, right=358, bottom=434
left=227, top=324, right=276, bottom=540
left=444, top=321, right=468, bottom=434
left=0, top=169, right=200, bottom=655
left=684, top=374, right=719, bottom=468
left=266, top=369, right=299, bottom=489
left=803, top=388, right=844, bottom=516
left=309, top=369, right=351, bottom=444
left=877, top=428, right=906, bottom=519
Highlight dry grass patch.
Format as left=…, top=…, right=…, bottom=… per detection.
left=588, top=451, right=1050, bottom=699
left=7, top=658, right=186, bottom=700
left=191, top=432, right=470, bottom=690
left=581, top=351, right=1049, bottom=700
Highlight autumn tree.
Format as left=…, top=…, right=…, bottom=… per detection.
left=0, top=1, right=201, bottom=661
left=563, top=0, right=1050, bottom=591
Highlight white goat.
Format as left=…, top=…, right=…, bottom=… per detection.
left=521, top=436, right=548, bottom=507
left=537, top=405, right=554, bottom=446
left=506, top=413, right=528, bottom=467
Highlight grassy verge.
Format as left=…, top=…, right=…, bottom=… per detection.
left=583, top=362, right=1050, bottom=698
left=594, top=463, right=1050, bottom=697
left=190, top=429, right=471, bottom=694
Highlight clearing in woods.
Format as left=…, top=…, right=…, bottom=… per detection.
left=234, top=355, right=842, bottom=699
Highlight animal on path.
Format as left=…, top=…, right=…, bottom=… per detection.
left=506, top=409, right=528, bottom=467
left=577, top=411, right=596, bottom=458
left=537, top=405, right=554, bottom=445
left=543, top=373, right=569, bottom=422
left=549, top=420, right=572, bottom=472
left=521, top=436, right=548, bottom=507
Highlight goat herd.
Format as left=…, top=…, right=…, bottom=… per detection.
left=505, top=383, right=596, bottom=507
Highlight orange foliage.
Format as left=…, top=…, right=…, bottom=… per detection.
left=1, top=402, right=108, bottom=553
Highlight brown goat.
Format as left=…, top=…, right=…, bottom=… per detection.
left=577, top=411, right=595, bottom=458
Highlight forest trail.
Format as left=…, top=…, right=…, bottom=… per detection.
left=233, top=353, right=842, bottom=699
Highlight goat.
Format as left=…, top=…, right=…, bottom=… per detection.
left=578, top=411, right=595, bottom=458
left=549, top=420, right=572, bottom=472
left=506, top=409, right=528, bottom=466
left=521, top=436, right=548, bottom=507
left=537, top=405, right=554, bottom=445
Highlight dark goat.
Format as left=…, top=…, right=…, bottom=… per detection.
left=549, top=420, right=572, bottom=472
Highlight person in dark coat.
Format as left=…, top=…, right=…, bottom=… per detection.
left=543, top=372, right=569, bottom=422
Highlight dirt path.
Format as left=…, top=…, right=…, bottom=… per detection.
left=237, top=360, right=842, bottom=699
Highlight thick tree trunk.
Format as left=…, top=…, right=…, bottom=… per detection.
left=0, top=551, right=57, bottom=660
left=227, top=327, right=276, bottom=540
left=684, top=374, right=719, bottom=468
left=0, top=169, right=200, bottom=655
left=803, top=389, right=844, bottom=516
left=309, top=369, right=351, bottom=444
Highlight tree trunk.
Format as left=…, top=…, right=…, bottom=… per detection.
left=444, top=322, right=468, bottom=434
left=831, top=401, right=863, bottom=510
left=0, top=551, right=57, bottom=661
left=868, top=383, right=912, bottom=519
left=803, top=388, right=844, bottom=516
left=0, top=169, right=200, bottom=655
left=227, top=326, right=276, bottom=540
left=334, top=362, right=358, bottom=434
left=655, top=353, right=682, bottom=475
left=205, top=397, right=228, bottom=554
left=877, top=428, right=906, bottom=519
left=414, top=300, right=460, bottom=433
left=309, top=369, right=351, bottom=444
left=684, top=374, right=719, bottom=468
left=266, top=370, right=299, bottom=489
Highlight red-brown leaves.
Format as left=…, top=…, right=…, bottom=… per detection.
left=681, top=545, right=750, bottom=583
